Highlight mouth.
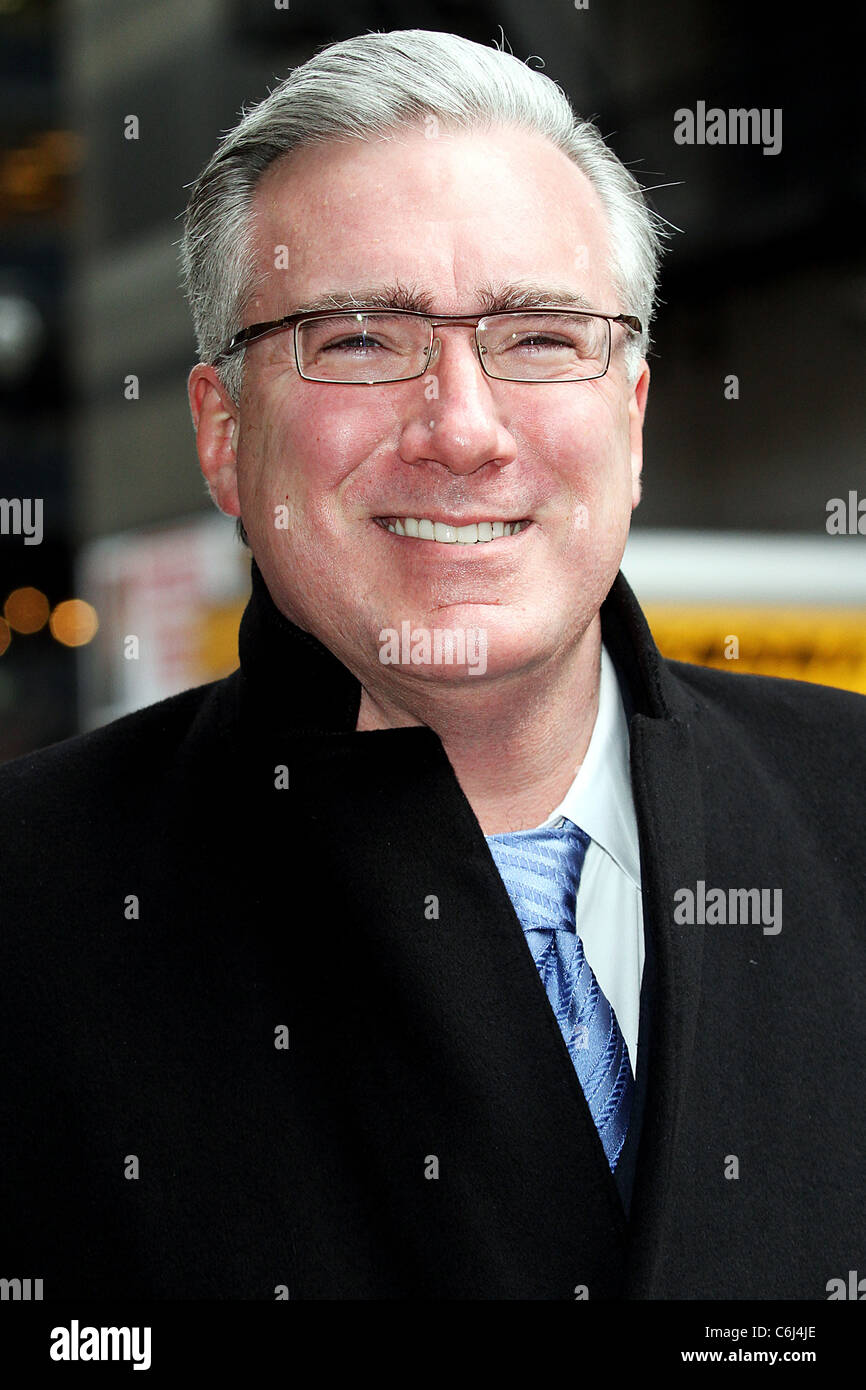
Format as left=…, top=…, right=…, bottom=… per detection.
left=373, top=515, right=533, bottom=545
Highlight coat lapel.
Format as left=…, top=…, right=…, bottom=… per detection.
left=601, top=576, right=708, bottom=1295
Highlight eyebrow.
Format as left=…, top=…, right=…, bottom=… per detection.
left=290, top=281, right=597, bottom=316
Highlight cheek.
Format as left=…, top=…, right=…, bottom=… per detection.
left=238, top=407, right=340, bottom=525
left=245, top=393, right=393, bottom=513
left=541, top=407, right=628, bottom=497
left=580, top=396, right=634, bottom=497
left=537, top=408, right=633, bottom=555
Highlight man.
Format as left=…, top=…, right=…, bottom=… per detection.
left=1, top=29, right=864, bottom=1301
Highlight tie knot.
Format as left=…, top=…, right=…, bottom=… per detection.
left=485, top=818, right=590, bottom=935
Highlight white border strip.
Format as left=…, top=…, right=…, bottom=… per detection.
left=621, top=530, right=866, bottom=606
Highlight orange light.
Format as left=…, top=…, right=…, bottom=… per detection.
left=0, top=128, right=82, bottom=216
left=0, top=616, right=10, bottom=656
left=49, top=598, right=99, bottom=647
left=4, top=586, right=49, bottom=633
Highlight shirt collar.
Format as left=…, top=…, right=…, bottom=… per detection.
left=539, top=642, right=642, bottom=889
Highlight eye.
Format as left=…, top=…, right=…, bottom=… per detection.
left=511, top=332, right=570, bottom=351
left=320, top=333, right=388, bottom=354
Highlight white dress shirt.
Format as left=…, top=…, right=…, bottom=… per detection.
left=536, top=643, right=645, bottom=1073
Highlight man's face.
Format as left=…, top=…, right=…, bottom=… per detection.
left=193, top=125, right=649, bottom=687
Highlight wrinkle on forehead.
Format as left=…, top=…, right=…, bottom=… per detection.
left=247, top=128, right=616, bottom=319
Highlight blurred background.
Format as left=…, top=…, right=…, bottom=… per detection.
left=0, top=0, right=863, bottom=760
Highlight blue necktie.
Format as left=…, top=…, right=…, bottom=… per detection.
left=485, top=818, right=633, bottom=1170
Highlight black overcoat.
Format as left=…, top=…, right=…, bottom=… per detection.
left=1, top=560, right=864, bottom=1299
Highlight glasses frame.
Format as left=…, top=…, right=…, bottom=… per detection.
left=215, top=306, right=644, bottom=384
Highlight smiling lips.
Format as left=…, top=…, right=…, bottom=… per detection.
left=375, top=516, right=532, bottom=544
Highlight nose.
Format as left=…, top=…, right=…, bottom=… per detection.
left=427, top=318, right=484, bottom=370
left=399, top=321, right=516, bottom=477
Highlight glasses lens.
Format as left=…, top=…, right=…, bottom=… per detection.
left=480, top=312, right=609, bottom=380
left=297, top=312, right=430, bottom=382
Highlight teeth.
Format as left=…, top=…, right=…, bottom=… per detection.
left=381, top=516, right=528, bottom=544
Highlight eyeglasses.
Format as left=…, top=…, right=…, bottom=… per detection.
left=215, top=306, right=643, bottom=383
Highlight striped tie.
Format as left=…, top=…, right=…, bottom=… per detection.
left=485, top=818, right=633, bottom=1170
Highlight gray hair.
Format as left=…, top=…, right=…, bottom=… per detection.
left=179, top=29, right=673, bottom=541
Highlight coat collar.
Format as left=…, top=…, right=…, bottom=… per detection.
left=236, top=558, right=362, bottom=735
left=236, top=554, right=698, bottom=737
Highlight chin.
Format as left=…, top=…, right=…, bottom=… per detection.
left=375, top=610, right=557, bottom=685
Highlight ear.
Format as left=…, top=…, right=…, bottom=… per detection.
left=628, top=360, right=650, bottom=509
left=188, top=364, right=241, bottom=517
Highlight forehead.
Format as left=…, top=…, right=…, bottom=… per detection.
left=247, top=126, right=616, bottom=312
